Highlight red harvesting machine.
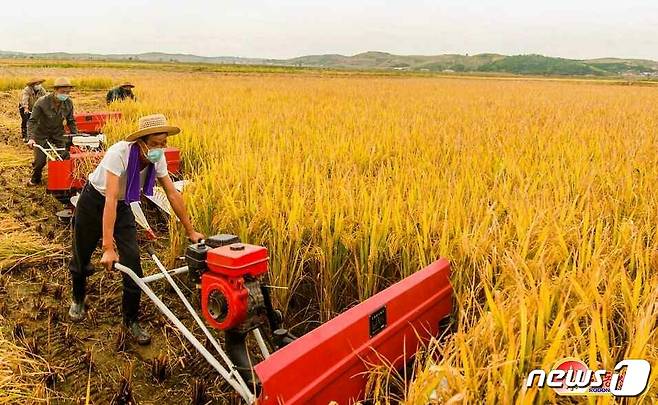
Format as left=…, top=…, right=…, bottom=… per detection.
left=117, top=233, right=454, bottom=404
left=65, top=111, right=122, bottom=135
left=45, top=111, right=181, bottom=207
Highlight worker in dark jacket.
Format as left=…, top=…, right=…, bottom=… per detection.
left=26, top=77, right=78, bottom=186
left=19, top=78, right=47, bottom=142
left=106, top=82, right=136, bottom=104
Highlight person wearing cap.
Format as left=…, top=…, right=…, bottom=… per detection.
left=18, top=78, right=47, bottom=142
left=68, top=113, right=204, bottom=345
left=26, top=77, right=78, bottom=186
left=106, top=82, right=136, bottom=104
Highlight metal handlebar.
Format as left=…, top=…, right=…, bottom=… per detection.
left=33, top=144, right=64, bottom=161
left=146, top=250, right=254, bottom=392
left=113, top=260, right=257, bottom=403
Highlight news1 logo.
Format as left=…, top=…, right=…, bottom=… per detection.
left=525, top=358, right=651, bottom=397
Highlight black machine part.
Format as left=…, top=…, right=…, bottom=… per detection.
left=272, top=328, right=297, bottom=350
left=236, top=280, right=267, bottom=334
left=225, top=329, right=260, bottom=390
left=206, top=234, right=241, bottom=248
left=207, top=290, right=229, bottom=323
left=184, top=234, right=241, bottom=283
left=223, top=281, right=268, bottom=394
left=259, top=281, right=283, bottom=331
left=185, top=241, right=210, bottom=284
left=224, top=279, right=297, bottom=388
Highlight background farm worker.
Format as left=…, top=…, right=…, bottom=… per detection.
left=26, top=77, right=77, bottom=186
left=68, top=113, right=204, bottom=345
left=19, top=78, right=47, bottom=142
left=107, top=81, right=136, bottom=104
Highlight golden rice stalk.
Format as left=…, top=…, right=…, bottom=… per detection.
left=0, top=148, right=31, bottom=170
left=0, top=215, right=63, bottom=272
left=71, top=152, right=103, bottom=183
left=0, top=317, right=51, bottom=404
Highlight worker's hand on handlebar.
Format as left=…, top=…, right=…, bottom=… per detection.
left=26, top=139, right=35, bottom=148
left=187, top=231, right=205, bottom=244
left=100, top=248, right=119, bottom=272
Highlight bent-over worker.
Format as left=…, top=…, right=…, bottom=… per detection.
left=68, top=114, right=204, bottom=345
left=107, top=82, right=136, bottom=104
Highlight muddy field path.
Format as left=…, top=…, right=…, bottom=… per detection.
left=0, top=90, right=240, bottom=404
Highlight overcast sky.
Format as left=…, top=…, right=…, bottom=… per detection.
left=1, top=0, right=657, bottom=60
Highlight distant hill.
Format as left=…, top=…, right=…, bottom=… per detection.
left=477, top=54, right=658, bottom=76
left=0, top=50, right=267, bottom=65
left=1, top=50, right=657, bottom=77
left=286, top=51, right=508, bottom=72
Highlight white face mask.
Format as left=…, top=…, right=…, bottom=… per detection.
left=33, top=85, right=42, bottom=91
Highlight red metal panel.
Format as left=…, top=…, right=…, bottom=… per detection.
left=206, top=244, right=269, bottom=277
left=46, top=160, right=74, bottom=191
left=46, top=151, right=103, bottom=193
left=164, top=147, right=181, bottom=175
left=255, top=258, right=452, bottom=405
left=66, top=111, right=122, bottom=134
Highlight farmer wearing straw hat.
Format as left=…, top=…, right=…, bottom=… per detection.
left=18, top=78, right=47, bottom=142
left=106, top=81, right=136, bottom=104
left=68, top=113, right=204, bottom=345
left=26, top=77, right=78, bottom=186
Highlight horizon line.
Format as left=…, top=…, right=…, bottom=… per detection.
left=1, top=49, right=656, bottom=63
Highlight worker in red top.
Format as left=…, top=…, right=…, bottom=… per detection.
left=69, top=113, right=204, bottom=345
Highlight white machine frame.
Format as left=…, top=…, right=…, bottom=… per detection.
left=115, top=249, right=271, bottom=403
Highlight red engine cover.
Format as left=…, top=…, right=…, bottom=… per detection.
left=206, top=243, right=268, bottom=278
left=201, top=273, right=249, bottom=330
left=255, top=258, right=453, bottom=405
left=66, top=111, right=122, bottom=134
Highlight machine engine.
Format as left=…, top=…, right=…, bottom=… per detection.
left=185, top=235, right=276, bottom=334
left=185, top=234, right=288, bottom=386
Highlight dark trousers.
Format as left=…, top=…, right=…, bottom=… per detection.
left=19, top=106, right=29, bottom=140
left=31, top=138, right=69, bottom=184
left=69, top=183, right=144, bottom=325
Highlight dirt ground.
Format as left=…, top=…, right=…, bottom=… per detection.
left=0, top=89, right=244, bottom=404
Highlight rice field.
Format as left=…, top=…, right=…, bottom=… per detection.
left=2, top=63, right=658, bottom=402
left=101, top=72, right=658, bottom=403
left=0, top=76, right=114, bottom=92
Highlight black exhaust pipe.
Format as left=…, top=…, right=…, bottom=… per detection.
left=224, top=329, right=260, bottom=390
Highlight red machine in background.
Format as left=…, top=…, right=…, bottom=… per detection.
left=65, top=111, right=122, bottom=134
left=44, top=111, right=181, bottom=214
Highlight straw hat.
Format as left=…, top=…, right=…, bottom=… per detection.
left=125, top=114, right=180, bottom=142
left=120, top=82, right=135, bottom=88
left=53, top=77, right=74, bottom=88
left=27, top=78, right=45, bottom=86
